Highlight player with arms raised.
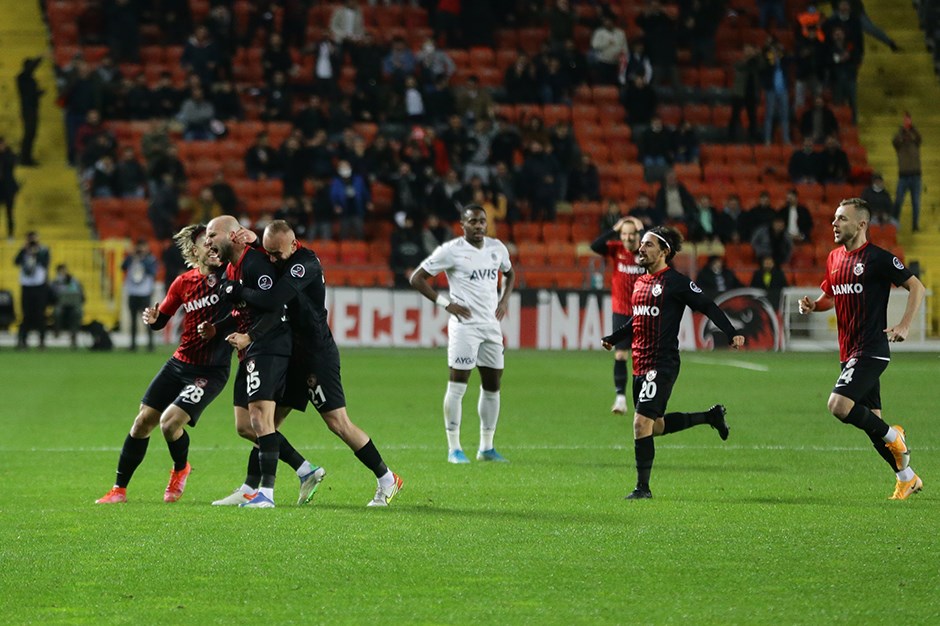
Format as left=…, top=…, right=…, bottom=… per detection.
left=96, top=224, right=232, bottom=504
left=603, top=226, right=744, bottom=500
left=798, top=198, right=926, bottom=499
left=591, top=216, right=644, bottom=415
left=411, top=205, right=516, bottom=464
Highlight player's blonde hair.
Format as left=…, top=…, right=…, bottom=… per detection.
left=173, top=223, right=207, bottom=269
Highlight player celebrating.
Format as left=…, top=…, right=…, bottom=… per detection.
left=590, top=216, right=644, bottom=415
left=798, top=198, right=925, bottom=500
left=223, top=221, right=403, bottom=507
left=205, top=215, right=295, bottom=508
left=603, top=226, right=744, bottom=500
left=96, top=224, right=231, bottom=504
left=410, top=205, right=516, bottom=464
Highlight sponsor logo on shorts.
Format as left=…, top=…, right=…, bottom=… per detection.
left=454, top=356, right=476, bottom=365
left=291, top=264, right=305, bottom=278
left=258, top=275, right=273, bottom=290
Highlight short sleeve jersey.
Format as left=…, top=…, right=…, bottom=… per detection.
left=419, top=236, right=512, bottom=326
left=226, top=246, right=292, bottom=358
left=159, top=266, right=232, bottom=367
left=821, top=242, right=913, bottom=362
left=631, top=267, right=718, bottom=375
left=603, top=240, right=643, bottom=314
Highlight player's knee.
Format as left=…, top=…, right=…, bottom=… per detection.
left=130, top=407, right=159, bottom=437
left=159, top=412, right=187, bottom=439
left=828, top=395, right=851, bottom=420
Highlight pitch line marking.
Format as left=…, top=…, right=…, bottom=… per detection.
left=684, top=356, right=770, bottom=371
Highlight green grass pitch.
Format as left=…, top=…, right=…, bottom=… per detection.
left=1, top=348, right=938, bottom=624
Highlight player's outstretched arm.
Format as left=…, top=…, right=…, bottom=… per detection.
left=885, top=275, right=926, bottom=342
left=601, top=316, right=634, bottom=350
left=798, top=293, right=832, bottom=314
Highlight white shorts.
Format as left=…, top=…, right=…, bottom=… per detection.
left=447, top=319, right=505, bottom=370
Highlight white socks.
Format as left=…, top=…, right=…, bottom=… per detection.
left=882, top=427, right=899, bottom=443
left=444, top=381, right=467, bottom=451
left=296, top=460, right=313, bottom=477
left=897, top=467, right=914, bottom=482
left=378, top=470, right=395, bottom=488
left=239, top=483, right=256, bottom=494
left=478, top=389, right=501, bottom=452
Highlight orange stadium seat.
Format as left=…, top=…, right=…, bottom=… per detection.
left=541, top=223, right=571, bottom=243
left=339, top=241, right=369, bottom=264
left=554, top=270, right=586, bottom=289
left=512, top=222, right=541, bottom=242
left=516, top=242, right=549, bottom=266
left=522, top=269, right=556, bottom=289
left=683, top=104, right=712, bottom=127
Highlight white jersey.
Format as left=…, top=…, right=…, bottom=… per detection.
left=419, top=236, right=512, bottom=326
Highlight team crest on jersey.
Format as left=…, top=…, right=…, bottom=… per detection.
left=646, top=370, right=657, bottom=382
left=893, top=257, right=905, bottom=270
left=846, top=358, right=857, bottom=368
left=194, top=378, right=207, bottom=388
left=290, top=263, right=305, bottom=278
left=206, top=274, right=218, bottom=287
left=306, top=374, right=318, bottom=388
left=651, top=284, right=663, bottom=297
left=246, top=359, right=255, bottom=373
left=853, top=263, right=865, bottom=276
left=690, top=281, right=702, bottom=293
left=258, top=275, right=273, bottom=290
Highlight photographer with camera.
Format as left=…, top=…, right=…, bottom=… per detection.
left=14, top=231, right=50, bottom=349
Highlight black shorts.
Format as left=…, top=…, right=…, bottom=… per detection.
left=141, top=358, right=229, bottom=426
left=233, top=354, right=289, bottom=408
left=281, top=342, right=347, bottom=414
left=612, top=312, right=633, bottom=350
left=832, top=357, right=887, bottom=410
left=632, top=364, right=679, bottom=419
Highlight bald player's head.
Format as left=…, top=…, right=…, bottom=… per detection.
left=205, top=215, right=243, bottom=264
left=263, top=219, right=298, bottom=265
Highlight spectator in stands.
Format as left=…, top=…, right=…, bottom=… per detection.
left=424, top=213, right=454, bottom=248
left=893, top=112, right=922, bottom=231
left=428, top=168, right=464, bottom=222
left=778, top=188, right=814, bottom=243
left=14, top=231, right=50, bottom=349
left=599, top=199, right=623, bottom=232
left=391, top=162, right=427, bottom=225
left=190, top=186, right=222, bottom=224
left=0, top=137, right=19, bottom=239
left=418, top=38, right=456, bottom=88
left=476, top=187, right=507, bottom=237
left=728, top=43, right=761, bottom=143
left=278, top=134, right=307, bottom=198
left=424, top=75, right=457, bottom=124
left=655, top=169, right=695, bottom=226
left=454, top=75, right=494, bottom=123
left=567, top=153, right=601, bottom=203
left=590, top=13, right=628, bottom=85
left=559, top=38, right=589, bottom=87
left=404, top=76, right=426, bottom=123
left=209, top=171, right=238, bottom=215
left=364, top=134, right=398, bottom=184
left=432, top=0, right=462, bottom=47
left=638, top=116, right=674, bottom=169
left=244, top=131, right=280, bottom=180
left=679, top=0, right=723, bottom=67
left=330, top=0, right=365, bottom=47
left=760, top=36, right=791, bottom=145
left=105, top=0, right=141, bottom=63
left=818, top=135, right=850, bottom=183
left=674, top=120, right=700, bottom=164
left=181, top=24, right=221, bottom=89
left=825, top=26, right=861, bottom=124
left=823, top=1, right=865, bottom=55
left=205, top=3, right=236, bottom=59
left=210, top=77, right=244, bottom=121
left=788, top=137, right=822, bottom=184
left=16, top=56, right=43, bottom=167
left=623, top=75, right=657, bottom=126
left=158, top=0, right=192, bottom=44
left=80, top=133, right=118, bottom=179
left=390, top=213, right=433, bottom=288
left=63, top=60, right=103, bottom=164
left=147, top=143, right=187, bottom=196
left=687, top=195, right=721, bottom=244
left=620, top=38, right=653, bottom=87
left=740, top=190, right=777, bottom=241
left=383, top=36, right=417, bottom=88
left=750, top=255, right=788, bottom=308
left=330, top=160, right=371, bottom=240
left=696, top=256, right=742, bottom=301
left=122, top=239, right=158, bottom=351
left=716, top=193, right=744, bottom=243
left=294, top=94, right=328, bottom=139
left=793, top=14, right=827, bottom=112
left=74, top=110, right=110, bottom=168
left=274, top=195, right=314, bottom=239
left=311, top=185, right=334, bottom=240
left=262, top=32, right=296, bottom=85
left=464, top=118, right=497, bottom=183
left=176, top=85, right=215, bottom=141
left=520, top=115, right=550, bottom=149
left=50, top=263, right=84, bottom=348
left=520, top=140, right=561, bottom=221
left=757, top=0, right=787, bottom=29
left=630, top=191, right=664, bottom=228
left=750, top=213, right=793, bottom=266
left=491, top=161, right=521, bottom=223
left=149, top=71, right=181, bottom=119
left=861, top=172, right=896, bottom=226
left=799, top=95, right=839, bottom=145
left=540, top=56, right=573, bottom=105
left=89, top=154, right=120, bottom=198
left=124, top=73, right=152, bottom=120
left=148, top=172, right=180, bottom=240
left=312, top=36, right=341, bottom=98
left=830, top=0, right=900, bottom=51
left=504, top=53, right=540, bottom=104
left=549, top=121, right=578, bottom=199
left=547, top=0, right=575, bottom=48
left=261, top=71, right=294, bottom=123
left=637, top=0, right=680, bottom=91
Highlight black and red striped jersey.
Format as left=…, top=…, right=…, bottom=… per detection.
left=821, top=242, right=913, bottom=362
left=159, top=267, right=231, bottom=367
left=226, top=246, right=292, bottom=359
left=605, top=241, right=643, bottom=314
left=631, top=267, right=736, bottom=375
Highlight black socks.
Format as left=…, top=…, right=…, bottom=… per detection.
left=354, top=439, right=389, bottom=478
left=115, top=434, right=149, bottom=488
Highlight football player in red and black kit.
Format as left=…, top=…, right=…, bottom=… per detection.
left=97, top=224, right=232, bottom=504
left=603, top=226, right=745, bottom=500
left=799, top=198, right=926, bottom=500
left=225, top=220, right=403, bottom=507
left=591, top=216, right=644, bottom=415
left=205, top=215, right=309, bottom=509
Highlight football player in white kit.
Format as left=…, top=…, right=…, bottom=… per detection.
left=410, top=205, right=516, bottom=463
